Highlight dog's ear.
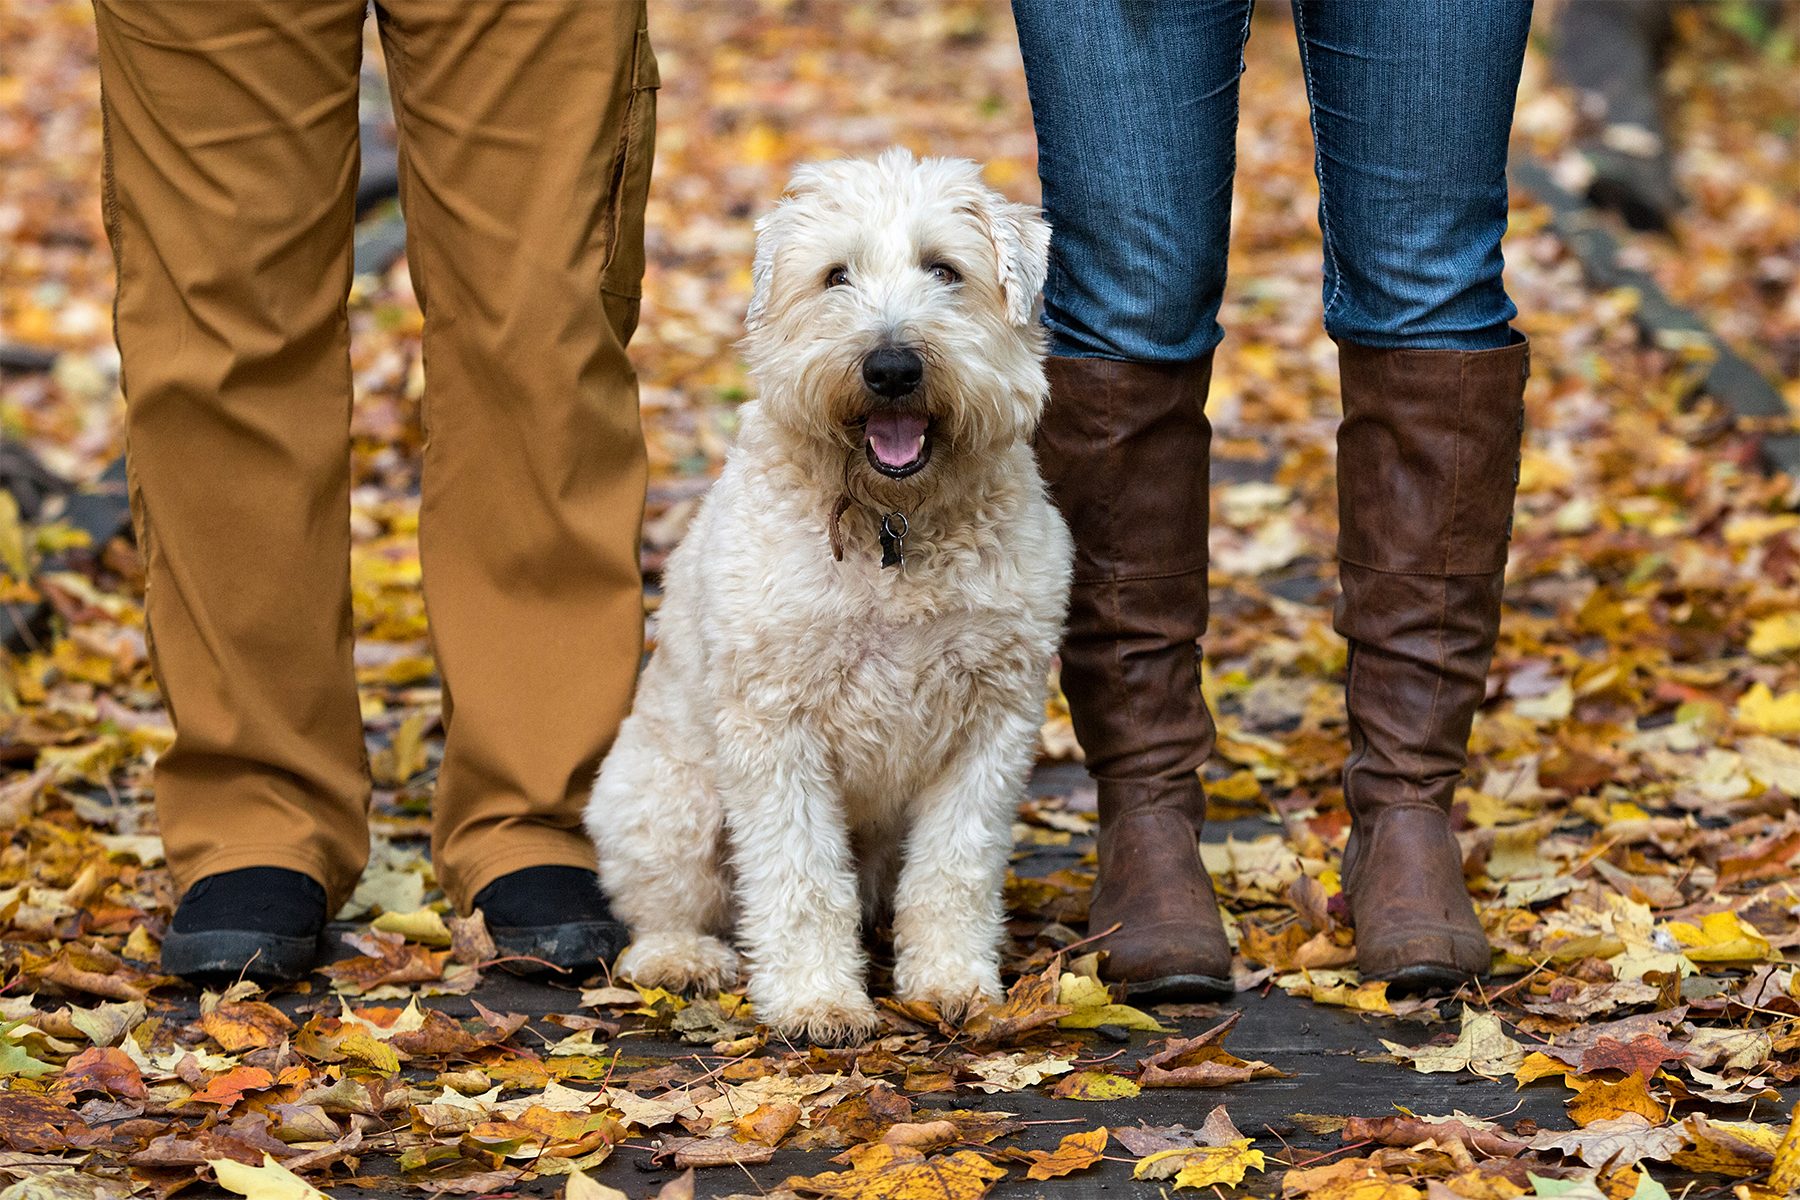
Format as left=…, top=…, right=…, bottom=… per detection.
left=746, top=210, right=780, bottom=331
left=978, top=198, right=1050, bottom=327
left=747, top=165, right=836, bottom=330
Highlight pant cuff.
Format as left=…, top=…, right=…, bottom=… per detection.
left=173, top=842, right=359, bottom=917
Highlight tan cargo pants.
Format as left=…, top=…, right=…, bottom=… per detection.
left=94, top=1, right=656, bottom=914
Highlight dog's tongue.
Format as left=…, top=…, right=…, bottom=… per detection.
left=866, top=411, right=929, bottom=468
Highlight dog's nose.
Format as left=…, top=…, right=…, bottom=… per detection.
left=861, top=347, right=924, bottom=399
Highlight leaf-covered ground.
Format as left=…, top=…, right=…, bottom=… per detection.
left=3, top=3, right=1800, bottom=1198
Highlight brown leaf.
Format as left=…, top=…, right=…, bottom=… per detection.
left=1342, top=1115, right=1528, bottom=1158
left=653, top=1134, right=776, bottom=1169
left=1136, top=1018, right=1288, bottom=1088
left=0, top=1093, right=92, bottom=1153
left=320, top=929, right=450, bottom=993
left=448, top=911, right=498, bottom=966
left=876, top=1121, right=960, bottom=1152
left=128, top=1123, right=291, bottom=1169
left=61, top=1045, right=146, bottom=1100
left=389, top=1006, right=525, bottom=1057
left=960, top=962, right=1071, bottom=1045
left=1577, top=1033, right=1687, bottom=1080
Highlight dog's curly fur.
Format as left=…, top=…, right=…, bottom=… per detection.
left=587, top=150, right=1071, bottom=1044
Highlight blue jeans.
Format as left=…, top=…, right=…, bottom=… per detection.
left=1013, top=0, right=1532, bottom=361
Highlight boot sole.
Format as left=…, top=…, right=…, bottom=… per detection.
left=1367, top=962, right=1486, bottom=996
left=1120, top=972, right=1235, bottom=1003
left=489, top=920, right=628, bottom=975
left=161, top=929, right=320, bottom=985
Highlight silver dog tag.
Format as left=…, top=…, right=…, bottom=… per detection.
left=879, top=511, right=907, bottom=570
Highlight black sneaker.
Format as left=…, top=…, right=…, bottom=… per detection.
left=161, top=867, right=327, bottom=984
left=474, top=866, right=628, bottom=973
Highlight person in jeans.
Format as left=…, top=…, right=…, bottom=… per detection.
left=1012, top=0, right=1532, bottom=996
left=94, top=0, right=658, bottom=981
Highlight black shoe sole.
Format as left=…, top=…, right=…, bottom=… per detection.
left=488, top=920, right=628, bottom=975
left=1367, top=963, right=1485, bottom=996
left=1119, top=972, right=1236, bottom=1003
left=161, top=929, right=321, bottom=985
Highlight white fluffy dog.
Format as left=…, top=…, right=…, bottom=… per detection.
left=586, top=149, right=1072, bottom=1043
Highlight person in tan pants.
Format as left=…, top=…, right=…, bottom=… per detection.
left=94, top=0, right=657, bottom=982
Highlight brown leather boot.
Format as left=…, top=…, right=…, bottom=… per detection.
left=1334, top=336, right=1529, bottom=992
left=1038, top=355, right=1232, bottom=1001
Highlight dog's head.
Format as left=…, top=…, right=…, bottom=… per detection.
left=742, top=148, right=1050, bottom=484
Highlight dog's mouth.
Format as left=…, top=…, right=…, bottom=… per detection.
left=861, top=410, right=934, bottom=478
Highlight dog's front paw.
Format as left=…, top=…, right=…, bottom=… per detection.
left=617, top=933, right=741, bottom=993
left=759, top=993, right=881, bottom=1046
left=895, top=961, right=1002, bottom=1025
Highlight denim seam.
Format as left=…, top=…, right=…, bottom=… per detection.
left=1291, top=1, right=1345, bottom=326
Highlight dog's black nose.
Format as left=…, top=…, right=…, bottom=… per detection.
left=861, top=347, right=924, bottom=399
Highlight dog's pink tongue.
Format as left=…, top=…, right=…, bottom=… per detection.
left=866, top=411, right=928, bottom=468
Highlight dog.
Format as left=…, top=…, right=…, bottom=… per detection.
left=587, top=149, right=1071, bottom=1044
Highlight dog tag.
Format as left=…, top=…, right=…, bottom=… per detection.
left=879, top=511, right=907, bottom=570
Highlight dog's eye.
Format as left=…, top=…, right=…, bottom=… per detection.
left=825, top=266, right=850, bottom=289
left=926, top=262, right=962, bottom=286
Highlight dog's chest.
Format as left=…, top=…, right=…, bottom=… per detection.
left=766, top=577, right=1039, bottom=782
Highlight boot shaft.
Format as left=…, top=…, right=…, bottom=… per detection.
left=1039, top=355, right=1217, bottom=784
left=1334, top=336, right=1529, bottom=823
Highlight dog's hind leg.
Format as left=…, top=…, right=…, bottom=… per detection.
left=590, top=717, right=740, bottom=993
left=890, top=706, right=1042, bottom=1022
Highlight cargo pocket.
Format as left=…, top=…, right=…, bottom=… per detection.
left=601, top=23, right=659, bottom=318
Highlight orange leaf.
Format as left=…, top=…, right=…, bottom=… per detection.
left=185, top=1065, right=276, bottom=1110
left=1024, top=1127, right=1107, bottom=1181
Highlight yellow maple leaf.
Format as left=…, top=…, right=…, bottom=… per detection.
left=1736, top=683, right=1800, bottom=737
left=1514, top=1051, right=1573, bottom=1086
left=1672, top=1116, right=1782, bottom=1177
left=1055, top=973, right=1170, bottom=1032
left=338, top=1030, right=401, bottom=1074
left=1052, top=1070, right=1141, bottom=1101
left=783, top=1144, right=1006, bottom=1199
left=1161, top=1140, right=1265, bottom=1190
left=1300, top=976, right=1393, bottom=1015
left=210, top=1154, right=329, bottom=1200
left=1664, top=910, right=1775, bottom=964
left=1750, top=613, right=1800, bottom=659
left=371, top=907, right=453, bottom=947
left=1567, top=1074, right=1666, bottom=1127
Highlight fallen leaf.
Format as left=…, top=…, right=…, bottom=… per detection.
left=1055, top=973, right=1170, bottom=1032
left=784, top=1144, right=1007, bottom=1199
left=1051, top=1070, right=1141, bottom=1101
left=61, top=1045, right=145, bottom=1100
left=1567, top=1074, right=1667, bottom=1127
left=204, top=1149, right=313, bottom=1192
left=1134, top=1139, right=1265, bottom=1189
left=1022, top=1127, right=1106, bottom=1181
left=201, top=1002, right=297, bottom=1053
left=1528, top=1113, right=1685, bottom=1165
left=1382, top=1007, right=1525, bottom=1076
